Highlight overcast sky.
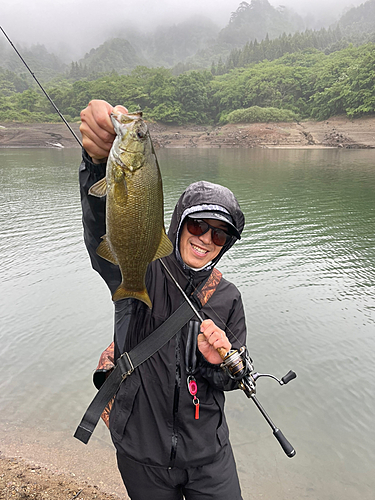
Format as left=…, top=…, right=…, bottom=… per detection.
left=1, top=0, right=366, bottom=59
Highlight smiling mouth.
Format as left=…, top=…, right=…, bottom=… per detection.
left=191, top=243, right=209, bottom=256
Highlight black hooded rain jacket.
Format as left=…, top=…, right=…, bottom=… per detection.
left=79, top=150, right=247, bottom=469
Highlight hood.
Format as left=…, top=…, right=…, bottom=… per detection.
left=167, top=181, right=245, bottom=272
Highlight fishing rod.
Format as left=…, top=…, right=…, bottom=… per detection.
left=160, top=259, right=297, bottom=458
left=2, top=22, right=296, bottom=453
left=0, top=26, right=83, bottom=148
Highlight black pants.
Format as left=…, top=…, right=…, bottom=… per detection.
left=116, top=445, right=243, bottom=500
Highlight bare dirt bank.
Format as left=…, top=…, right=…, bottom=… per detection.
left=0, top=456, right=122, bottom=500
left=0, top=424, right=128, bottom=500
left=1, top=115, right=375, bottom=149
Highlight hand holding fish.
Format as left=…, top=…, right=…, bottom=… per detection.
left=80, top=99, right=128, bottom=162
left=198, top=319, right=231, bottom=365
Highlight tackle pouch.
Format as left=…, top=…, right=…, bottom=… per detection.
left=93, top=341, right=115, bottom=428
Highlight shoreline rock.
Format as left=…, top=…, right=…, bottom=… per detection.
left=0, top=455, right=126, bottom=500
left=1, top=116, right=374, bottom=150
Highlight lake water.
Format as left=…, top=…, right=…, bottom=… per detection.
left=1, top=147, right=374, bottom=499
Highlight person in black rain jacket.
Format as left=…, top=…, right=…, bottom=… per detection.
left=79, top=100, right=247, bottom=500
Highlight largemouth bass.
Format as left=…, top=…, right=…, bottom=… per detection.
left=89, top=111, right=173, bottom=308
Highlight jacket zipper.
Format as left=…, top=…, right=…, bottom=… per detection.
left=169, top=331, right=181, bottom=467
left=169, top=276, right=195, bottom=468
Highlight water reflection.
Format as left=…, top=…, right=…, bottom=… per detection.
left=1, top=147, right=374, bottom=499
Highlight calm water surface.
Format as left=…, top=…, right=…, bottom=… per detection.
left=1, top=147, right=374, bottom=499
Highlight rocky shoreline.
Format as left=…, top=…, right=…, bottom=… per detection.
left=0, top=456, right=123, bottom=500
left=1, top=115, right=375, bottom=150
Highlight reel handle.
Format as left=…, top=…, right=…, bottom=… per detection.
left=281, top=370, right=297, bottom=384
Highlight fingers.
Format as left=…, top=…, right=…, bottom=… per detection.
left=80, top=100, right=115, bottom=159
left=80, top=125, right=113, bottom=160
left=80, top=100, right=128, bottom=160
left=113, top=105, right=128, bottom=115
left=200, top=319, right=231, bottom=353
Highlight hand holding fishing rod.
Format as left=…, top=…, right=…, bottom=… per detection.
left=161, top=259, right=297, bottom=458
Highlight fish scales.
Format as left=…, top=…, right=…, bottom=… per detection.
left=89, top=111, right=173, bottom=308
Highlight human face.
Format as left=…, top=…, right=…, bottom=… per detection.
left=179, top=218, right=230, bottom=268
left=186, top=218, right=233, bottom=247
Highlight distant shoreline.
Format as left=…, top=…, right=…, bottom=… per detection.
left=1, top=115, right=375, bottom=150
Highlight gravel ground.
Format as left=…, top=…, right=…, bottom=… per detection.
left=0, top=455, right=123, bottom=500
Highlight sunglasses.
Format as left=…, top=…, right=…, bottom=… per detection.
left=186, top=218, right=232, bottom=247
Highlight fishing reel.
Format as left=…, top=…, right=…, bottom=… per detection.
left=220, top=346, right=297, bottom=458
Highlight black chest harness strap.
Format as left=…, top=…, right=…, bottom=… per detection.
left=74, top=295, right=201, bottom=444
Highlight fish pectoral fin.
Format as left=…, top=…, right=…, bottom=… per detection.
left=112, top=286, right=152, bottom=309
left=96, top=236, right=118, bottom=265
left=152, top=230, right=174, bottom=261
left=114, top=176, right=128, bottom=205
left=89, top=177, right=108, bottom=197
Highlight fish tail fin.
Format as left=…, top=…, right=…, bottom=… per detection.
left=112, top=285, right=152, bottom=309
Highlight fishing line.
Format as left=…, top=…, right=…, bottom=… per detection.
left=160, top=259, right=204, bottom=323
left=160, top=258, right=243, bottom=347
left=0, top=26, right=83, bottom=148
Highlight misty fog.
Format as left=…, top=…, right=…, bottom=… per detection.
left=1, top=0, right=366, bottom=61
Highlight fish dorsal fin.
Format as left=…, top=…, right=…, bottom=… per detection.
left=96, top=235, right=118, bottom=265
left=153, top=230, right=174, bottom=261
left=89, top=177, right=107, bottom=198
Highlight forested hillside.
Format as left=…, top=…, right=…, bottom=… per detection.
left=339, top=0, right=375, bottom=39
left=0, top=40, right=65, bottom=82
left=0, top=0, right=374, bottom=125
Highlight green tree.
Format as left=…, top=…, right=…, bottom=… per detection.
left=175, top=71, right=212, bottom=123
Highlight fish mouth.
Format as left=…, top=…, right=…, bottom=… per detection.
left=111, top=112, right=147, bottom=139
left=110, top=112, right=148, bottom=171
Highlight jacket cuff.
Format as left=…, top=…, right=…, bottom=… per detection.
left=199, top=354, right=224, bottom=371
left=82, top=148, right=107, bottom=176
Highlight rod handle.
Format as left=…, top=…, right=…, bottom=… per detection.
left=217, top=347, right=228, bottom=360
left=273, top=428, right=296, bottom=458
left=281, top=370, right=297, bottom=384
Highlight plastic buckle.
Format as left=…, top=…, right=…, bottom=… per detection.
left=118, top=352, right=134, bottom=379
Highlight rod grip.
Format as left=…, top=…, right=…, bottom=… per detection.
left=273, top=428, right=296, bottom=458
left=217, top=347, right=228, bottom=360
